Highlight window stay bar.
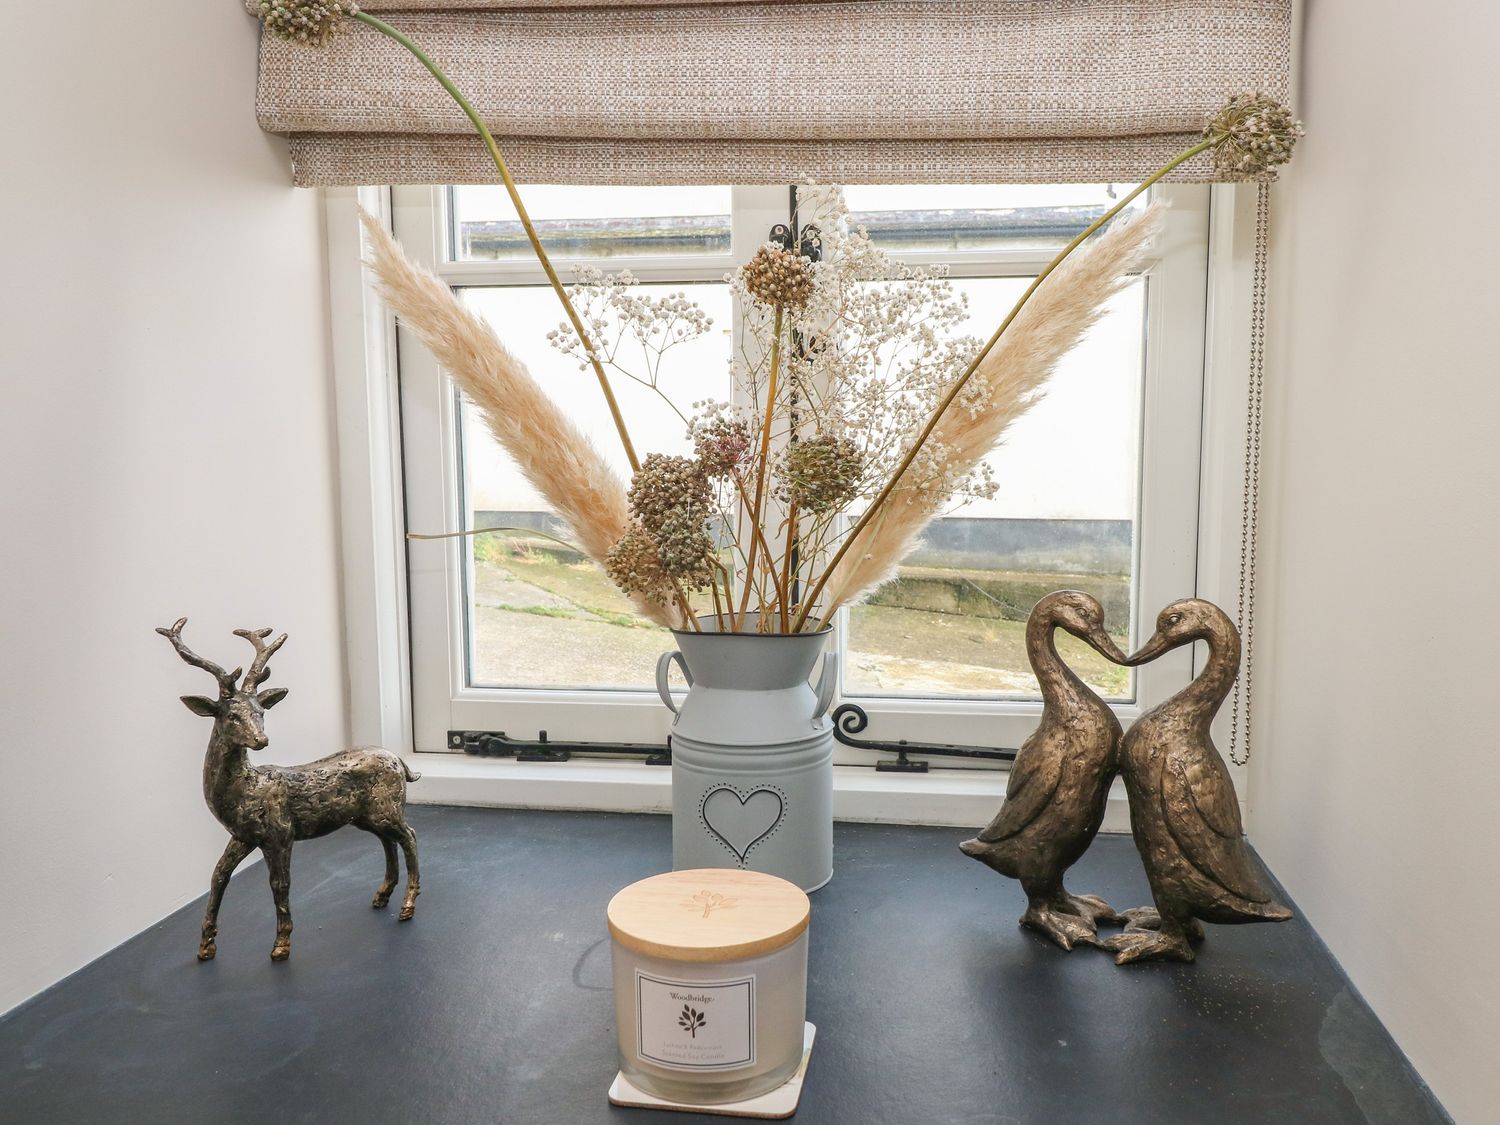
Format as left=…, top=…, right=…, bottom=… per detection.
left=831, top=703, right=1019, bottom=773
left=447, top=706, right=1019, bottom=774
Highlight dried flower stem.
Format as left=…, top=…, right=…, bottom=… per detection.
left=779, top=498, right=799, bottom=632
left=708, top=570, right=727, bottom=633
left=728, top=469, right=788, bottom=623
left=736, top=306, right=785, bottom=629
left=715, top=560, right=743, bottom=633
left=407, top=525, right=582, bottom=552
left=792, top=137, right=1214, bottom=631
left=350, top=10, right=640, bottom=472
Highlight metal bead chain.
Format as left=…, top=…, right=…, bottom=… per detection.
left=1228, top=180, right=1271, bottom=767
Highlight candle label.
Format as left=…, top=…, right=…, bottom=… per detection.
left=636, top=971, right=756, bottom=1071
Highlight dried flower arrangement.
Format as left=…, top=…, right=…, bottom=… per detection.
left=254, top=1, right=1303, bottom=636
left=538, top=185, right=1162, bottom=635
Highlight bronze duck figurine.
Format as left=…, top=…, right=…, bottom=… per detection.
left=960, top=591, right=1128, bottom=950
left=1107, top=599, right=1292, bottom=964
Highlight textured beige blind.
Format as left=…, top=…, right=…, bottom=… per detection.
left=255, top=0, right=1292, bottom=186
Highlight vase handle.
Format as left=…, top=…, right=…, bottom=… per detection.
left=812, top=651, right=839, bottom=723
left=655, top=650, right=692, bottom=714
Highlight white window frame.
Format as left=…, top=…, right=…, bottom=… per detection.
left=325, top=180, right=1257, bottom=826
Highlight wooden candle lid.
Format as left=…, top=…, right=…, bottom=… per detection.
left=608, top=869, right=811, bottom=963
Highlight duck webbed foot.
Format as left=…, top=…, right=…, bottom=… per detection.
left=1019, top=891, right=1122, bottom=951
left=1068, top=893, right=1125, bottom=928
left=1106, top=911, right=1199, bottom=964
left=1118, top=906, right=1205, bottom=942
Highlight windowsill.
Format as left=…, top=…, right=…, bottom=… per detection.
left=403, top=754, right=1138, bottom=832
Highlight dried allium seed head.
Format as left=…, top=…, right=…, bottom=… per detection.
left=652, top=518, right=716, bottom=587
left=775, top=435, right=864, bottom=515
left=605, top=525, right=674, bottom=605
left=1205, top=93, right=1304, bottom=180
left=693, top=418, right=753, bottom=478
left=740, top=245, right=815, bottom=311
left=627, top=454, right=711, bottom=529
left=252, top=0, right=357, bottom=46
left=625, top=455, right=716, bottom=587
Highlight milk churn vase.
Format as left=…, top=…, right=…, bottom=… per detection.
left=656, top=617, right=835, bottom=893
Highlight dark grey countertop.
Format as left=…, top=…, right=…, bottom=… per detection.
left=0, top=806, right=1447, bottom=1124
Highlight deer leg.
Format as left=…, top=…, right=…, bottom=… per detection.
left=200, top=838, right=252, bottom=961
left=394, top=823, right=420, bottom=922
left=372, top=835, right=399, bottom=909
left=264, top=844, right=293, bottom=961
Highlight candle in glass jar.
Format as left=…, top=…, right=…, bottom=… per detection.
left=607, top=868, right=810, bottom=1105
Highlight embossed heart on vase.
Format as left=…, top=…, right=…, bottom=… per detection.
left=700, top=786, right=785, bottom=863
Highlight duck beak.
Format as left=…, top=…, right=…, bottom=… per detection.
left=1082, top=624, right=1128, bottom=665
left=1124, top=630, right=1172, bottom=666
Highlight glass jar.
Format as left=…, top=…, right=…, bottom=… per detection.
left=607, top=869, right=809, bottom=1105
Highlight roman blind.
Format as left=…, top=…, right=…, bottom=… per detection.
left=253, top=0, right=1293, bottom=186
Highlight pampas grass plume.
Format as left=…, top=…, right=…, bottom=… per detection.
left=821, top=203, right=1165, bottom=614
left=357, top=209, right=676, bottom=628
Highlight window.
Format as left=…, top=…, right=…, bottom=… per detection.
left=394, top=183, right=1209, bottom=756
left=450, top=185, right=733, bottom=689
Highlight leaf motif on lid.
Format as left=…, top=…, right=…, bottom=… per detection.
left=683, top=889, right=736, bottom=918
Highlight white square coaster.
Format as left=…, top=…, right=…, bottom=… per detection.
left=607, top=1022, right=816, bottom=1119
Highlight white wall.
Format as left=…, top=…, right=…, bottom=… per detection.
left=1249, top=3, right=1500, bottom=1120
left=0, top=3, right=347, bottom=1013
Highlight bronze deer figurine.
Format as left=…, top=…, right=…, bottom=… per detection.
left=158, top=618, right=421, bottom=961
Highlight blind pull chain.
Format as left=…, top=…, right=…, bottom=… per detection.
left=1227, top=180, right=1271, bottom=768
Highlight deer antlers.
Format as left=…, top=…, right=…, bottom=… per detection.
left=157, top=618, right=286, bottom=696
left=234, top=627, right=287, bottom=693
left=157, top=618, right=241, bottom=698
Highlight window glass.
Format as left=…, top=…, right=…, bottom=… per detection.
left=450, top=186, right=733, bottom=261
left=841, top=275, right=1143, bottom=702
left=458, top=282, right=733, bottom=689
left=841, top=184, right=1142, bottom=255
left=445, top=185, right=1145, bottom=702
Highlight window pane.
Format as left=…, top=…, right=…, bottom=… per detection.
left=458, top=282, right=733, bottom=690
left=450, top=186, right=732, bottom=261
left=843, top=275, right=1144, bottom=702
left=841, top=184, right=1142, bottom=255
